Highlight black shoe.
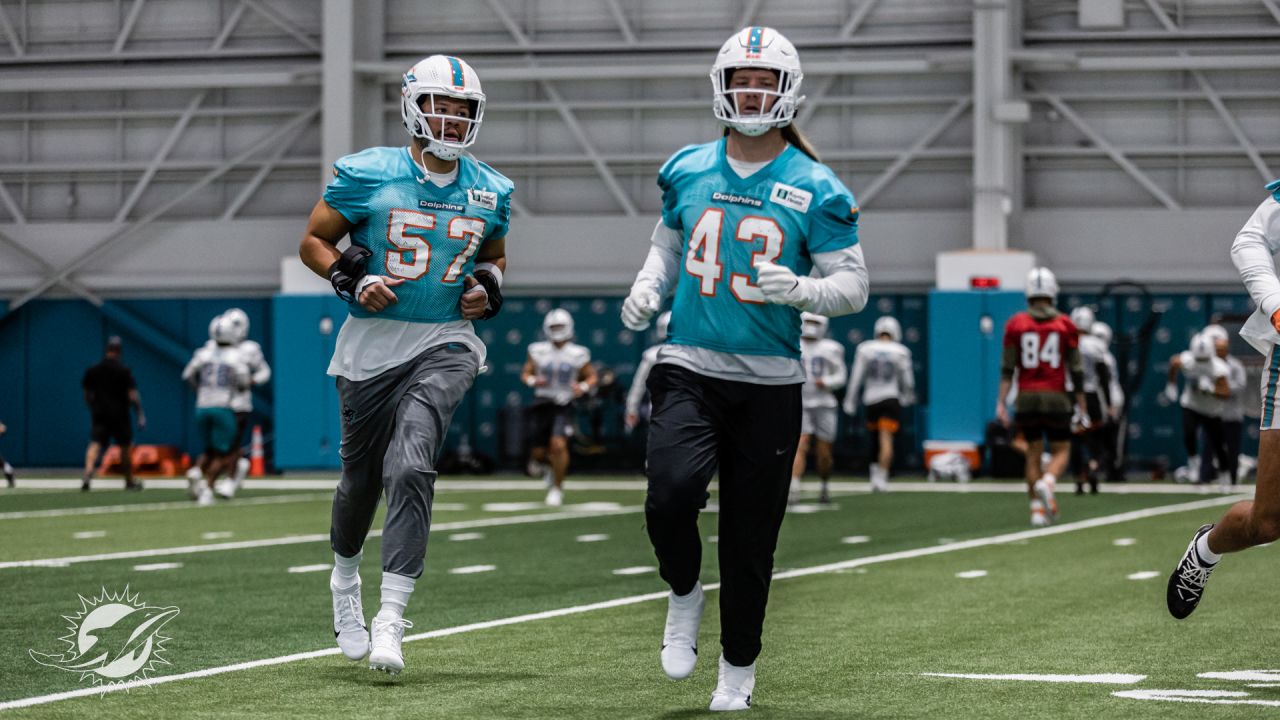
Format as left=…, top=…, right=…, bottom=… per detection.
left=1167, top=523, right=1217, bottom=619
left=1089, top=478, right=1099, bottom=495
left=80, top=477, right=91, bottom=492
left=125, top=481, right=143, bottom=492
left=1075, top=482, right=1085, bottom=496
left=818, top=486, right=831, bottom=504
left=4, top=473, right=12, bottom=488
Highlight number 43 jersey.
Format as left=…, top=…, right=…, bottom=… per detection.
left=658, top=138, right=860, bottom=360
left=324, top=146, right=514, bottom=324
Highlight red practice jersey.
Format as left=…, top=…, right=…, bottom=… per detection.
left=1003, top=311, right=1079, bottom=393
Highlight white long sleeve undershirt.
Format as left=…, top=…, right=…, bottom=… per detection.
left=1231, top=196, right=1280, bottom=354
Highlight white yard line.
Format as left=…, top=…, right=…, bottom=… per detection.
left=7, top=478, right=1240, bottom=495
left=0, top=505, right=645, bottom=570
left=0, top=493, right=334, bottom=520
left=0, top=495, right=1238, bottom=712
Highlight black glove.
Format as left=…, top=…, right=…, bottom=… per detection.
left=327, top=245, right=372, bottom=303
left=473, top=267, right=503, bottom=320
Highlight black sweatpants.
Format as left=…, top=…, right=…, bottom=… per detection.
left=643, top=363, right=802, bottom=668
left=1182, top=407, right=1228, bottom=482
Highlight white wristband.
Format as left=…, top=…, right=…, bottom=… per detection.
left=355, top=275, right=384, bottom=295
left=475, top=262, right=503, bottom=287
left=525, top=376, right=537, bottom=388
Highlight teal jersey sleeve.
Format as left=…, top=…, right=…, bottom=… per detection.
left=323, top=150, right=385, bottom=224
left=657, top=143, right=710, bottom=230
left=808, top=190, right=860, bottom=254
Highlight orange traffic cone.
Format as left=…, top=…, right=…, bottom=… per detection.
left=249, top=425, right=266, bottom=477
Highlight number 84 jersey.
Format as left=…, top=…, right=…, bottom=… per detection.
left=658, top=138, right=860, bottom=360
left=1002, top=311, right=1079, bottom=393
left=324, top=146, right=513, bottom=324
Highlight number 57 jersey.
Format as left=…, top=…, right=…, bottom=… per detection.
left=658, top=138, right=860, bottom=360
left=324, top=146, right=514, bottom=324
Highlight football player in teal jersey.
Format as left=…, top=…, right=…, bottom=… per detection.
left=620, top=27, right=869, bottom=712
left=299, top=54, right=513, bottom=676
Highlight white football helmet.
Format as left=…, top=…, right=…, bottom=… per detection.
left=800, top=312, right=828, bottom=340
left=1025, top=267, right=1059, bottom=302
left=1202, top=323, right=1229, bottom=345
left=207, top=315, right=221, bottom=342
left=1069, top=306, right=1095, bottom=333
left=874, top=316, right=902, bottom=342
left=711, top=27, right=804, bottom=137
left=1190, top=332, right=1214, bottom=361
left=543, top=309, right=574, bottom=343
left=212, top=315, right=238, bottom=346
left=401, top=55, right=485, bottom=161
left=655, top=311, right=672, bottom=341
left=222, top=308, right=250, bottom=344
left=1091, top=321, right=1113, bottom=345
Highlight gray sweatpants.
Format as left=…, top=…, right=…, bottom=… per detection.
left=330, top=342, right=479, bottom=578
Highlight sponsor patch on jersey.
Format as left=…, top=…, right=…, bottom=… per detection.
left=770, top=182, right=812, bottom=213
left=421, top=199, right=465, bottom=212
left=711, top=191, right=763, bottom=208
left=468, top=188, right=498, bottom=211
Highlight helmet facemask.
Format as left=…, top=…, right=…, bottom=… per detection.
left=402, top=91, right=484, bottom=161
left=711, top=66, right=800, bottom=136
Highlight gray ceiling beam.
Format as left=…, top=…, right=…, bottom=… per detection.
left=0, top=181, right=25, bottom=224
left=381, top=33, right=974, bottom=55
left=211, top=1, right=250, bottom=51
left=1035, top=91, right=1182, bottom=210
left=483, top=0, right=532, bottom=48
left=0, top=47, right=313, bottom=65
left=0, top=1, right=24, bottom=57
left=736, top=0, right=765, bottom=29
left=0, top=229, right=103, bottom=305
left=0, top=66, right=318, bottom=92
left=241, top=0, right=321, bottom=52
left=1263, top=0, right=1280, bottom=25
left=540, top=81, right=638, bottom=215
left=114, top=91, right=207, bottom=223
left=0, top=158, right=319, bottom=174
left=796, top=0, right=885, bottom=127
left=355, top=57, right=943, bottom=80
left=8, top=107, right=319, bottom=310
left=603, top=0, right=637, bottom=45
left=1141, top=0, right=1180, bottom=32
left=113, top=0, right=148, bottom=54
left=857, top=97, right=971, bottom=207
left=1188, top=66, right=1273, bottom=181
left=221, top=108, right=312, bottom=219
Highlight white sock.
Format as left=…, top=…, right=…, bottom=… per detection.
left=1041, top=473, right=1056, bottom=489
left=1196, top=532, right=1222, bottom=564
left=672, top=581, right=702, bottom=604
left=331, top=550, right=361, bottom=589
left=3, top=461, right=12, bottom=475
left=377, top=572, right=416, bottom=621
left=1030, top=499, right=1045, bottom=513
left=234, top=457, right=250, bottom=482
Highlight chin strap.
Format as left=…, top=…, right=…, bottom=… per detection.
left=415, top=145, right=431, bottom=185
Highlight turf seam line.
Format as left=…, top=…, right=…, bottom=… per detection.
left=0, top=494, right=1240, bottom=712
left=0, top=505, right=645, bottom=569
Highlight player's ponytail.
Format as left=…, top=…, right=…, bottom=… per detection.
left=781, top=124, right=820, bottom=162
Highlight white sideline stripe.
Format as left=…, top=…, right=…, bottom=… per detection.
left=0, top=495, right=1235, bottom=713
left=8, top=478, right=1239, bottom=495
left=0, top=505, right=645, bottom=569
left=0, top=493, right=334, bottom=520
left=925, top=672, right=1146, bottom=684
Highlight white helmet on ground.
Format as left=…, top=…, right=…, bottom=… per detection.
left=800, top=312, right=828, bottom=340
left=1025, top=267, right=1059, bottom=302
left=1190, top=332, right=1214, bottom=361
left=710, top=27, right=804, bottom=137
left=1070, top=306, right=1095, bottom=333
left=1091, top=321, right=1113, bottom=345
left=874, top=316, right=902, bottom=342
left=222, top=308, right=249, bottom=344
left=543, top=309, right=574, bottom=343
left=1202, top=323, right=1229, bottom=345
left=655, top=311, right=672, bottom=341
left=401, top=55, right=485, bottom=161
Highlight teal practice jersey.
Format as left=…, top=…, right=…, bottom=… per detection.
left=324, top=146, right=513, bottom=323
left=658, top=138, right=860, bottom=359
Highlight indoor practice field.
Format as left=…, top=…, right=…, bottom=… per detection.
left=3, top=477, right=1277, bottom=719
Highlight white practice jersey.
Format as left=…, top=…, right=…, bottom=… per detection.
left=1078, top=335, right=1115, bottom=411
left=182, top=344, right=250, bottom=409
left=845, top=339, right=914, bottom=409
left=229, top=340, right=271, bottom=413
left=1177, top=351, right=1230, bottom=417
left=528, top=341, right=591, bottom=406
left=801, top=338, right=847, bottom=409
left=1221, top=355, right=1247, bottom=422
left=626, top=345, right=662, bottom=416
left=1232, top=189, right=1280, bottom=355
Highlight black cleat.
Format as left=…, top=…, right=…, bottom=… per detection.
left=1167, top=523, right=1217, bottom=619
left=80, top=477, right=91, bottom=492
left=818, top=483, right=831, bottom=504
left=125, top=481, right=143, bottom=492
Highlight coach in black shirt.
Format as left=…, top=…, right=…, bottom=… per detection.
left=81, top=336, right=146, bottom=491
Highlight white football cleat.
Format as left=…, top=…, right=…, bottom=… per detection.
left=213, top=478, right=235, bottom=499
left=1033, top=479, right=1057, bottom=522
left=545, top=486, right=563, bottom=507
left=661, top=582, right=704, bottom=680
left=185, top=467, right=204, bottom=500
left=709, top=655, right=755, bottom=711
left=196, top=486, right=215, bottom=506
left=331, top=580, right=369, bottom=660
left=869, top=465, right=889, bottom=493
left=368, top=616, right=413, bottom=675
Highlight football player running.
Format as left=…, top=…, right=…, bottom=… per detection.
left=520, top=309, right=597, bottom=506
left=181, top=316, right=251, bottom=506
left=1068, top=305, right=1113, bottom=495
left=625, top=310, right=672, bottom=432
left=791, top=313, right=846, bottom=504
left=995, top=267, right=1087, bottom=527
left=620, top=26, right=868, bottom=712
left=1167, top=178, right=1280, bottom=620
left=843, top=315, right=914, bottom=493
left=1165, top=333, right=1231, bottom=486
left=216, top=308, right=271, bottom=499
left=299, top=55, right=511, bottom=676
left=1203, top=323, right=1246, bottom=487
